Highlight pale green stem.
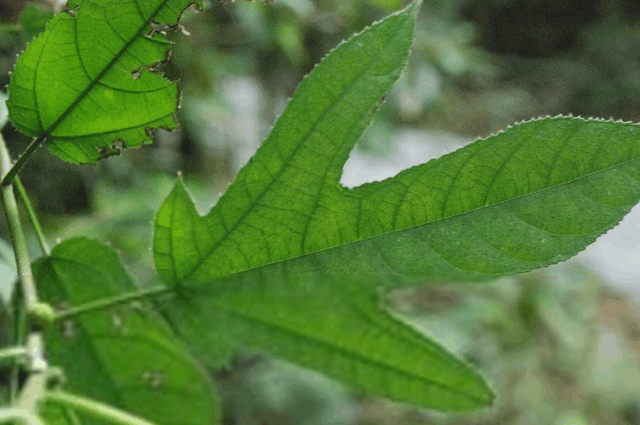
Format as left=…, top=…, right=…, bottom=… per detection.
left=14, top=177, right=50, bottom=256
left=0, top=346, right=26, bottom=361
left=16, top=373, right=47, bottom=413
left=0, top=408, right=46, bottom=425
left=55, top=286, right=172, bottom=321
left=10, top=302, right=26, bottom=403
left=0, top=133, right=38, bottom=310
left=0, top=133, right=44, bottom=407
left=43, top=391, right=159, bottom=425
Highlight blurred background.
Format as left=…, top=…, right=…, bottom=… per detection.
left=1, top=0, right=640, bottom=423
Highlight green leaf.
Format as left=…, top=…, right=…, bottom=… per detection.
left=165, top=274, right=494, bottom=412
left=7, top=0, right=203, bottom=164
left=151, top=0, right=640, bottom=414
left=33, top=238, right=219, bottom=425
left=154, top=1, right=640, bottom=283
left=150, top=3, right=494, bottom=411
left=154, top=0, right=422, bottom=283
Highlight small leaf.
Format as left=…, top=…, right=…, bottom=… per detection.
left=34, top=237, right=219, bottom=425
left=167, top=274, right=494, bottom=412
left=7, top=0, right=203, bottom=164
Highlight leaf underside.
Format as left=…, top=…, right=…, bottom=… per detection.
left=33, top=238, right=218, bottom=425
left=151, top=1, right=496, bottom=413
left=154, top=6, right=640, bottom=284
left=7, top=0, right=203, bottom=164
left=151, top=0, right=640, bottom=412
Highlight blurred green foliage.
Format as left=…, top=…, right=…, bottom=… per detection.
left=1, top=0, right=640, bottom=424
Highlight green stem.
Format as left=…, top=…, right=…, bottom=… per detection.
left=10, top=298, right=26, bottom=403
left=0, top=133, right=39, bottom=310
left=0, top=408, right=45, bottom=425
left=1, top=135, right=47, bottom=187
left=43, top=391, right=159, bottom=425
left=55, top=286, right=173, bottom=321
left=14, top=177, right=50, bottom=256
left=0, top=132, right=42, bottom=404
left=0, top=347, right=26, bottom=362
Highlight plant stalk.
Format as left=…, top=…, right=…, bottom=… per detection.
left=1, top=135, right=47, bottom=187
left=55, top=286, right=173, bottom=320
left=14, top=176, right=50, bottom=256
left=0, top=133, right=39, bottom=310
left=43, top=391, right=160, bottom=425
left=0, top=347, right=27, bottom=362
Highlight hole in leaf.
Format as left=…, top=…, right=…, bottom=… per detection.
left=111, top=140, right=125, bottom=152
left=142, top=371, right=164, bottom=390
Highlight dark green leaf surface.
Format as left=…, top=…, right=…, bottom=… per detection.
left=34, top=238, right=218, bottom=425
left=156, top=113, right=640, bottom=280
left=154, top=0, right=640, bottom=283
left=7, top=0, right=202, bottom=164
left=167, top=274, right=494, bottom=412
left=151, top=0, right=640, bottom=414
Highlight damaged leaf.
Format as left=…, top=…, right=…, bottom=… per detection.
left=7, top=0, right=203, bottom=164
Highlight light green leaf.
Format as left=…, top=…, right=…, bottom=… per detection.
left=33, top=238, right=219, bottom=425
left=154, top=0, right=422, bottom=283
left=166, top=274, right=494, bottom=412
left=7, top=0, right=203, bottom=164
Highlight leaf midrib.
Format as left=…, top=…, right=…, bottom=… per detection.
left=213, top=296, right=488, bottom=405
left=38, top=0, right=174, bottom=138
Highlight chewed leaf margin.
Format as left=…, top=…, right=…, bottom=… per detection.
left=7, top=0, right=204, bottom=165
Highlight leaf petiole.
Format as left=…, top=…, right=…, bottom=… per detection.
left=43, top=391, right=160, bottom=425
left=1, top=135, right=47, bottom=187
left=54, top=286, right=174, bottom=321
left=14, top=176, right=50, bottom=256
left=0, top=346, right=26, bottom=362
left=0, top=132, right=39, bottom=310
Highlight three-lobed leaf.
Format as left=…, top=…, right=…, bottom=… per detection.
left=153, top=1, right=496, bottom=412
left=7, top=0, right=202, bottom=164
left=33, top=238, right=218, bottom=425
left=152, top=0, right=640, bottom=414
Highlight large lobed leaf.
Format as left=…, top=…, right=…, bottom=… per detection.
left=152, top=1, right=496, bottom=413
left=7, top=0, right=202, bottom=164
left=33, top=238, right=218, bottom=425
left=152, top=0, right=640, bottom=413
